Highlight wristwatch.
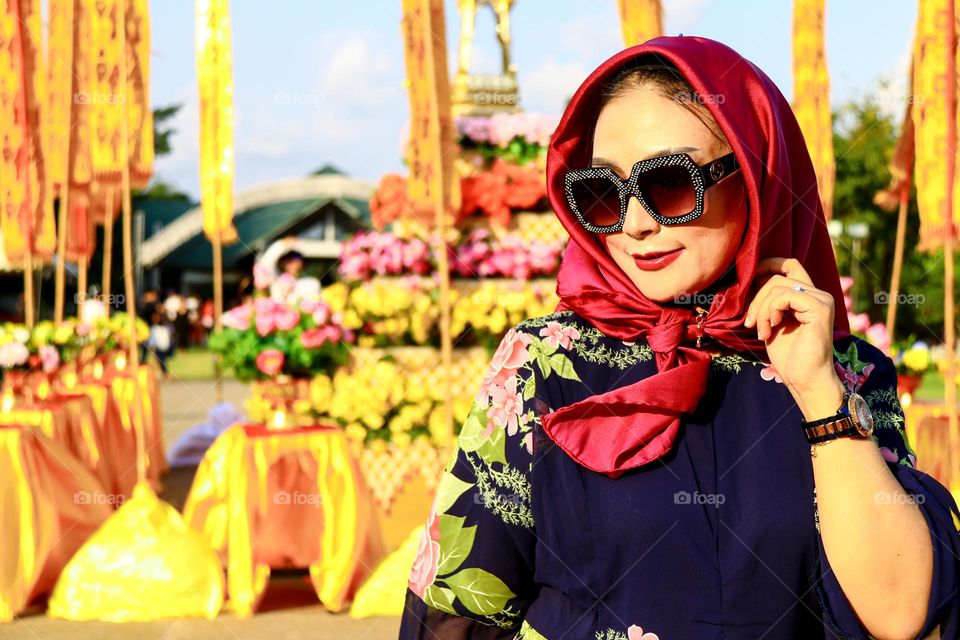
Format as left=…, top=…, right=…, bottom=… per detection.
left=802, top=391, right=875, bottom=445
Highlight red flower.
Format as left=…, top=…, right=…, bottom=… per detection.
left=255, top=349, right=285, bottom=376
left=300, top=327, right=330, bottom=349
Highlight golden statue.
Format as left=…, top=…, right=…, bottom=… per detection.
left=457, top=0, right=516, bottom=77
left=453, top=0, right=520, bottom=116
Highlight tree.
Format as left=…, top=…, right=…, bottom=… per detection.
left=832, top=94, right=959, bottom=344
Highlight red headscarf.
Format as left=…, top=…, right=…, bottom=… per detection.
left=541, top=36, right=850, bottom=478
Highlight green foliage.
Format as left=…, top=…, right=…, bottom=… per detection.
left=832, top=95, right=959, bottom=343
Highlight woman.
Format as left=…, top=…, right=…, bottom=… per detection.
left=399, top=37, right=960, bottom=639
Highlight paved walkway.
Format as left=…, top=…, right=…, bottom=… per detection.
left=8, top=378, right=402, bottom=639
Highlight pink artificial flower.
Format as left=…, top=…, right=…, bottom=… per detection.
left=274, top=273, right=296, bottom=300
left=848, top=312, right=871, bottom=334
left=255, top=349, right=285, bottom=376
left=0, top=342, right=29, bottom=368
left=865, top=323, right=891, bottom=355
left=476, top=328, right=533, bottom=405
left=253, top=263, right=273, bottom=291
left=539, top=321, right=581, bottom=350
left=408, top=506, right=441, bottom=598
left=222, top=304, right=252, bottom=330
left=838, top=276, right=854, bottom=294
left=312, top=303, right=331, bottom=326
left=759, top=364, right=783, bottom=383
left=39, top=345, right=60, bottom=373
left=300, top=327, right=329, bottom=349
left=76, top=322, right=90, bottom=337
left=274, top=303, right=300, bottom=331
left=627, top=625, right=659, bottom=640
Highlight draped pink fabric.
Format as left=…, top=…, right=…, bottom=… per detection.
left=541, top=36, right=850, bottom=477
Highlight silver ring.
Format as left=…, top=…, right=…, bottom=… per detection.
left=792, top=283, right=806, bottom=293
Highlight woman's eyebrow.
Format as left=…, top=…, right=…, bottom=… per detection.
left=591, top=146, right=701, bottom=169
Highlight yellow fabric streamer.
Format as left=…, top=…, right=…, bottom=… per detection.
left=913, top=0, right=960, bottom=252
left=350, top=525, right=423, bottom=618
left=196, top=0, right=237, bottom=244
left=125, top=0, right=154, bottom=190
left=401, top=0, right=460, bottom=228
left=617, top=0, right=663, bottom=47
left=184, top=424, right=385, bottom=617
left=47, top=482, right=225, bottom=621
left=0, top=426, right=111, bottom=621
left=0, top=0, right=56, bottom=263
left=792, top=0, right=835, bottom=220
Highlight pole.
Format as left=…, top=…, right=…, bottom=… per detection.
left=54, top=190, right=70, bottom=324
left=102, top=189, right=114, bottom=316
left=118, top=0, right=147, bottom=485
left=23, top=255, right=34, bottom=327
left=944, top=0, right=959, bottom=488
left=885, top=181, right=910, bottom=340
left=77, top=256, right=87, bottom=319
left=212, top=231, right=224, bottom=403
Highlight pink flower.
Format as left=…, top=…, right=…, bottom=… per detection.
left=838, top=276, right=854, bottom=294
left=76, top=322, right=90, bottom=337
left=848, top=312, right=872, bottom=334
left=255, top=349, right=285, bottom=376
left=476, top=328, right=533, bottom=405
left=0, top=342, right=29, bottom=368
left=300, top=327, right=330, bottom=349
left=39, top=345, right=60, bottom=373
left=253, top=263, right=273, bottom=291
left=759, top=364, right=783, bottom=383
left=223, top=304, right=252, bottom=330
left=627, top=625, right=659, bottom=640
left=865, top=322, right=891, bottom=355
left=539, top=321, right=581, bottom=350
left=523, top=432, right=533, bottom=454
left=488, top=376, right=526, bottom=436
left=274, top=303, right=300, bottom=331
left=408, top=507, right=441, bottom=598
left=312, top=304, right=331, bottom=326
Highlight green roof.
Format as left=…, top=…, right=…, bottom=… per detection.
left=158, top=196, right=370, bottom=270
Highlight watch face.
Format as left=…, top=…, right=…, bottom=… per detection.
left=848, top=394, right=874, bottom=435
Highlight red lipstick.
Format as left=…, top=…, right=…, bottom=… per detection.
left=631, top=248, right=683, bottom=271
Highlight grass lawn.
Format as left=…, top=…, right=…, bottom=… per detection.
left=161, top=348, right=233, bottom=381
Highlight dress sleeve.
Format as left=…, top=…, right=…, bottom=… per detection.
left=399, top=325, right=542, bottom=639
left=814, top=338, right=960, bottom=640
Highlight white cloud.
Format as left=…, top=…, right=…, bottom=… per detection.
left=521, top=57, right=589, bottom=114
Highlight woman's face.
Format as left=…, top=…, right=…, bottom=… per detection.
left=591, top=86, right=748, bottom=304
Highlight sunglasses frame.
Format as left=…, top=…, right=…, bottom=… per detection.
left=563, top=151, right=741, bottom=233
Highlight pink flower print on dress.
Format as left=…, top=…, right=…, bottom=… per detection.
left=408, top=505, right=441, bottom=598
left=488, top=375, right=525, bottom=436
left=476, top=328, right=533, bottom=405
left=539, top=321, right=581, bottom=350
left=627, top=625, right=659, bottom=640
left=834, top=361, right=875, bottom=392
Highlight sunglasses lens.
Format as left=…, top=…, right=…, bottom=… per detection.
left=570, top=177, right=622, bottom=228
left=635, top=164, right=697, bottom=219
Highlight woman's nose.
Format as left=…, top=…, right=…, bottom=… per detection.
left=621, top=194, right=660, bottom=239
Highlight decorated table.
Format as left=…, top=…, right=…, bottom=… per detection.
left=183, top=422, right=385, bottom=617
left=0, top=424, right=112, bottom=621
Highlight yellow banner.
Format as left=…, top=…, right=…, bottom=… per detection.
left=0, top=0, right=55, bottom=264
left=400, top=0, right=459, bottom=228
left=88, top=0, right=123, bottom=185
left=792, top=0, right=835, bottom=220
left=125, top=0, right=154, bottom=191
left=617, top=0, right=662, bottom=47
left=196, top=0, right=237, bottom=245
left=913, top=0, right=960, bottom=252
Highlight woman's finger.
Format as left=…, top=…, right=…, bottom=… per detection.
left=755, top=257, right=814, bottom=287
left=759, top=287, right=832, bottom=340
left=745, top=274, right=829, bottom=328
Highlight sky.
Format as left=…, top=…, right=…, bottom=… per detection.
left=150, top=0, right=917, bottom=200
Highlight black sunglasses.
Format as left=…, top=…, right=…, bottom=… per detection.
left=563, top=151, right=741, bottom=233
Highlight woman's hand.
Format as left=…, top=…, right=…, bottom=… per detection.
left=743, top=257, right=845, bottom=417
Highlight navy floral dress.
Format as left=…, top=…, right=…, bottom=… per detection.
left=399, top=310, right=960, bottom=639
